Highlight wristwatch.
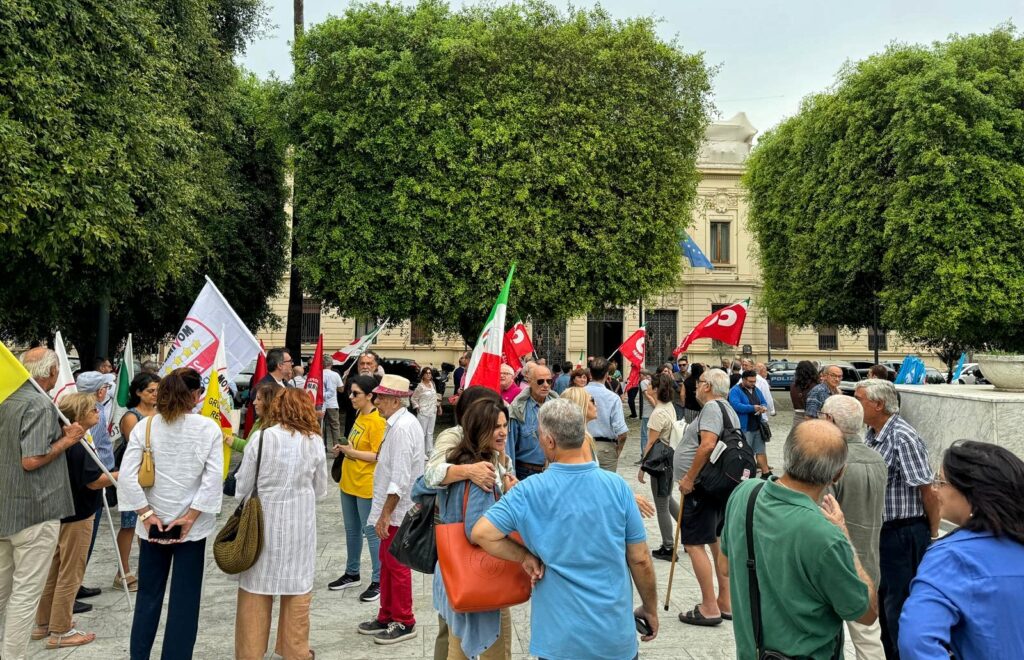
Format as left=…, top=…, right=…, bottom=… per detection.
left=140, top=510, right=155, bottom=522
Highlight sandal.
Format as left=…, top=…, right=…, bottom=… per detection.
left=114, top=574, right=139, bottom=592
left=32, top=624, right=49, bottom=641
left=678, top=604, right=723, bottom=627
left=46, top=628, right=96, bottom=649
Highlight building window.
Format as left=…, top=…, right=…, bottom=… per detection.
left=868, top=328, right=888, bottom=352
left=410, top=319, right=432, bottom=345
left=300, top=297, right=321, bottom=344
left=354, top=317, right=378, bottom=339
left=710, top=221, right=730, bottom=263
left=644, top=310, right=677, bottom=368
left=768, top=319, right=788, bottom=351
left=818, top=326, right=838, bottom=351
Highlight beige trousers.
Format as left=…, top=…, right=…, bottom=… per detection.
left=847, top=619, right=886, bottom=660
left=35, top=518, right=93, bottom=634
left=234, top=589, right=313, bottom=660
left=447, top=608, right=512, bottom=660
left=594, top=440, right=620, bottom=472
left=0, top=519, right=60, bottom=660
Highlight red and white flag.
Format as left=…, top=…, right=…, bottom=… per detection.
left=305, top=334, right=325, bottom=407
left=617, top=327, right=646, bottom=367
left=466, top=266, right=516, bottom=393
left=501, top=333, right=522, bottom=372
left=501, top=322, right=533, bottom=372
left=50, top=331, right=78, bottom=404
left=673, top=299, right=749, bottom=356
left=332, top=319, right=389, bottom=365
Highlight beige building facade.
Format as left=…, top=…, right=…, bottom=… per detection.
left=258, top=113, right=920, bottom=373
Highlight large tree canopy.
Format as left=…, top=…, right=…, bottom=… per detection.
left=745, top=27, right=1024, bottom=351
left=0, top=0, right=287, bottom=360
left=288, top=0, right=713, bottom=341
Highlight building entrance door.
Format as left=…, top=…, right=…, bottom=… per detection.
left=587, top=308, right=624, bottom=361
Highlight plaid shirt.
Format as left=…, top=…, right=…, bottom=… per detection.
left=865, top=414, right=932, bottom=522
left=803, top=383, right=835, bottom=418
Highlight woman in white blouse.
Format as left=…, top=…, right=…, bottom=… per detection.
left=234, top=387, right=329, bottom=660
left=411, top=367, right=440, bottom=456
left=118, top=368, right=224, bottom=660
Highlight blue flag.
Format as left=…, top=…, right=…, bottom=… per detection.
left=951, top=352, right=967, bottom=382
left=680, top=234, right=714, bottom=270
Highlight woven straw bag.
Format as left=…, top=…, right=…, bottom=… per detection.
left=137, top=416, right=156, bottom=488
left=213, top=431, right=265, bottom=574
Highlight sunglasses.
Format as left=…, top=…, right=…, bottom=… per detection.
left=349, top=390, right=364, bottom=398
left=535, top=378, right=553, bottom=385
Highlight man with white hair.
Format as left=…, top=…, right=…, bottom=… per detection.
left=0, top=348, right=83, bottom=660
left=499, top=363, right=521, bottom=404
left=821, top=395, right=888, bottom=660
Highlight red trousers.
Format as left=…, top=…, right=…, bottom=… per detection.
left=377, top=525, right=415, bottom=626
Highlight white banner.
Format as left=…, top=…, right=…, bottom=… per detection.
left=159, top=277, right=262, bottom=383
left=50, top=330, right=78, bottom=404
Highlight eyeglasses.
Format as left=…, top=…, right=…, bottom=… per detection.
left=349, top=391, right=363, bottom=398
left=535, top=379, right=553, bottom=385
left=931, top=474, right=949, bottom=489
left=282, top=359, right=293, bottom=365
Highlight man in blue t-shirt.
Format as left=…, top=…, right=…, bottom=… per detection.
left=473, top=399, right=659, bottom=660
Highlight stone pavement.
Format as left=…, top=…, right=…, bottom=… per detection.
left=29, top=392, right=859, bottom=659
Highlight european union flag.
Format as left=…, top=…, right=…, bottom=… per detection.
left=951, top=352, right=967, bottom=382
left=680, top=234, right=714, bottom=270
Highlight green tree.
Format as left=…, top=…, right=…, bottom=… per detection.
left=288, top=0, right=713, bottom=341
left=745, top=27, right=1024, bottom=351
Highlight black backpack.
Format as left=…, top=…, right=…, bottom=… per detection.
left=698, top=401, right=757, bottom=498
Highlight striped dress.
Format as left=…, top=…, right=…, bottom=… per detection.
left=235, top=425, right=330, bottom=595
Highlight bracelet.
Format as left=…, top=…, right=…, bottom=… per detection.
left=140, top=510, right=154, bottom=521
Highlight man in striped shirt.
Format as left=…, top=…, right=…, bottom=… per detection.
left=856, top=378, right=940, bottom=660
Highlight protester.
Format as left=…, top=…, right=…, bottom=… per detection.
left=637, top=374, right=681, bottom=560
left=821, top=394, right=887, bottom=659
left=329, top=374, right=386, bottom=602
left=805, top=365, right=841, bottom=419
left=358, top=375, right=424, bottom=645
left=788, top=360, right=820, bottom=446
left=75, top=370, right=116, bottom=590
left=411, top=367, right=440, bottom=456
left=753, top=362, right=776, bottom=417
left=673, top=368, right=735, bottom=626
left=498, top=364, right=522, bottom=404
left=569, top=367, right=588, bottom=388
left=552, top=361, right=572, bottom=395
left=584, top=357, right=628, bottom=472
left=452, top=351, right=470, bottom=395
left=728, top=369, right=772, bottom=478
left=639, top=368, right=654, bottom=452
left=32, top=393, right=119, bottom=649
left=343, top=351, right=383, bottom=436
left=855, top=378, right=939, bottom=659
left=259, top=349, right=293, bottom=391
left=233, top=388, right=329, bottom=660
left=626, top=366, right=640, bottom=419
left=729, top=361, right=742, bottom=387
left=119, top=368, right=223, bottom=660
left=721, top=420, right=878, bottom=659
left=682, top=363, right=705, bottom=423
left=320, top=354, right=344, bottom=450
left=674, top=356, right=689, bottom=386
left=93, top=357, right=113, bottom=375
left=473, top=399, right=660, bottom=659
left=900, top=440, right=1024, bottom=659
left=114, top=371, right=161, bottom=592
left=228, top=383, right=281, bottom=454
left=433, top=399, right=515, bottom=659
left=0, top=349, right=83, bottom=660
left=291, top=364, right=306, bottom=390
left=507, top=364, right=558, bottom=479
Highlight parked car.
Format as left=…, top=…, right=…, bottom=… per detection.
left=923, top=367, right=947, bottom=384
left=819, top=361, right=861, bottom=396
left=380, top=357, right=421, bottom=391
left=955, top=363, right=985, bottom=385
left=766, top=360, right=799, bottom=390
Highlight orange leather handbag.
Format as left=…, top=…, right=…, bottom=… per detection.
left=435, top=483, right=532, bottom=613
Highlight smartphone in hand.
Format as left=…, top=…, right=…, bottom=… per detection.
left=634, top=615, right=652, bottom=637
left=149, top=524, right=182, bottom=540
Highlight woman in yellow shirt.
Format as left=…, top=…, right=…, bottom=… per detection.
left=327, top=375, right=386, bottom=603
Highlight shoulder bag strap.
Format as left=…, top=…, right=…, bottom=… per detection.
left=145, top=415, right=154, bottom=451
left=746, top=482, right=767, bottom=656
left=252, top=430, right=266, bottom=499
left=716, top=400, right=738, bottom=432
left=458, top=478, right=499, bottom=522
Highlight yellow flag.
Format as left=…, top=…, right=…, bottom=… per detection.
left=0, top=341, right=31, bottom=405
left=200, top=368, right=233, bottom=480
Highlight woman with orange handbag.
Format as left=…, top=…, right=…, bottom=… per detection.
left=433, top=398, right=517, bottom=660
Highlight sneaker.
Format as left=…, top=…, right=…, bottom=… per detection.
left=652, top=545, right=677, bottom=562
left=357, top=619, right=391, bottom=636
left=373, top=622, right=417, bottom=645
left=358, top=582, right=380, bottom=602
left=328, top=573, right=361, bottom=591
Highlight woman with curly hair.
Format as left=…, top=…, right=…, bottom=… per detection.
left=787, top=360, right=819, bottom=445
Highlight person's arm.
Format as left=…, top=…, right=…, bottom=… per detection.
left=171, top=424, right=224, bottom=539
left=21, top=421, right=85, bottom=471
left=680, top=430, right=720, bottom=494
left=234, top=434, right=260, bottom=498
left=820, top=494, right=878, bottom=625
left=337, top=444, right=378, bottom=462
left=374, top=433, right=415, bottom=539
left=637, top=427, right=662, bottom=484
left=116, top=424, right=148, bottom=513
left=119, top=414, right=140, bottom=443
left=898, top=434, right=941, bottom=537
left=312, top=447, right=330, bottom=498
left=471, top=516, right=544, bottom=584
left=805, top=390, right=823, bottom=418
left=898, top=553, right=960, bottom=660
left=920, top=485, right=941, bottom=538
left=87, top=470, right=119, bottom=490
left=626, top=541, right=660, bottom=641
left=727, top=388, right=756, bottom=414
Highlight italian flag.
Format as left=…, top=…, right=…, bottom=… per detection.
left=465, top=265, right=516, bottom=393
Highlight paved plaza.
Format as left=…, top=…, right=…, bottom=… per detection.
left=26, top=393, right=860, bottom=659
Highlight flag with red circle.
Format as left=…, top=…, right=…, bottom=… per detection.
left=673, top=299, right=749, bottom=356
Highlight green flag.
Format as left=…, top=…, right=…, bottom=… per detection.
left=115, top=334, right=134, bottom=407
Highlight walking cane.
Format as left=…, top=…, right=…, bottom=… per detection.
left=664, top=493, right=685, bottom=611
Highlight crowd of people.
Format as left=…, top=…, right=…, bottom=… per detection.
left=1, top=346, right=1023, bottom=660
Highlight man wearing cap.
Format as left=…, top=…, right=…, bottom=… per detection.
left=358, top=375, right=424, bottom=646
left=74, top=371, right=116, bottom=600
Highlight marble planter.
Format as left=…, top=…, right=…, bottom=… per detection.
left=976, top=353, right=1024, bottom=392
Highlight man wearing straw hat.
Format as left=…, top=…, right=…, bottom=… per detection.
left=0, top=348, right=83, bottom=660
left=358, top=374, right=424, bottom=646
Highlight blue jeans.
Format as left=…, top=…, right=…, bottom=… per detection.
left=640, top=417, right=649, bottom=453
left=340, top=491, right=380, bottom=582
left=130, top=538, right=207, bottom=660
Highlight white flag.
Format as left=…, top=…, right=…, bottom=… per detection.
left=50, top=331, right=78, bottom=404
left=160, top=276, right=261, bottom=382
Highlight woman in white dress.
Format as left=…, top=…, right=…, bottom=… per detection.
left=411, top=367, right=440, bottom=456
left=233, top=388, right=329, bottom=660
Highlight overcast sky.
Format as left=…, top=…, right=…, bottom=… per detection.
left=240, top=0, right=1020, bottom=135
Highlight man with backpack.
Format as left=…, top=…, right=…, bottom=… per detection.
left=673, top=368, right=757, bottom=628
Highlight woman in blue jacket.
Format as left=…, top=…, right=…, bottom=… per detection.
left=899, top=440, right=1024, bottom=659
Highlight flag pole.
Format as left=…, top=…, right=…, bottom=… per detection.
left=100, top=490, right=134, bottom=612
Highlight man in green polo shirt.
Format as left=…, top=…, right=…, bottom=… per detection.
left=721, top=420, right=878, bottom=659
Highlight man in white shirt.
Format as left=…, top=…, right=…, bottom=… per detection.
left=320, top=355, right=343, bottom=450
left=359, top=375, right=423, bottom=646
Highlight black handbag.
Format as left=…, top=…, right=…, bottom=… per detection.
left=640, top=440, right=674, bottom=476
left=388, top=493, right=438, bottom=573
left=760, top=419, right=773, bottom=442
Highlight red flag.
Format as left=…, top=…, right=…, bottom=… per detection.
left=505, top=322, right=534, bottom=358
left=501, top=332, right=522, bottom=371
left=304, top=334, right=325, bottom=406
left=617, top=327, right=646, bottom=366
left=625, top=363, right=642, bottom=391
left=243, top=340, right=267, bottom=436
left=673, top=299, right=749, bottom=357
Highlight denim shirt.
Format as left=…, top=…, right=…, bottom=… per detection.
left=509, top=396, right=544, bottom=466
left=90, top=404, right=115, bottom=470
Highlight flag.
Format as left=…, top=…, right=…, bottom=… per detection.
left=0, top=341, right=31, bottom=405
left=625, top=362, right=642, bottom=391
left=466, top=265, right=516, bottom=392
left=50, top=331, right=78, bottom=404
left=951, top=352, right=967, bottom=382
left=243, top=340, right=267, bottom=436
left=575, top=350, right=585, bottom=369
left=332, top=318, right=389, bottom=365
left=681, top=234, right=715, bottom=270
left=673, top=300, right=749, bottom=357
left=160, top=276, right=261, bottom=383
left=501, top=332, right=522, bottom=372
left=201, top=329, right=234, bottom=479
left=617, top=327, right=646, bottom=366
left=304, top=334, right=325, bottom=407
left=115, top=334, right=135, bottom=407
left=505, top=322, right=534, bottom=359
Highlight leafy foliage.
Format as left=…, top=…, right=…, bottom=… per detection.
left=745, top=27, right=1024, bottom=351
left=288, top=0, right=713, bottom=341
